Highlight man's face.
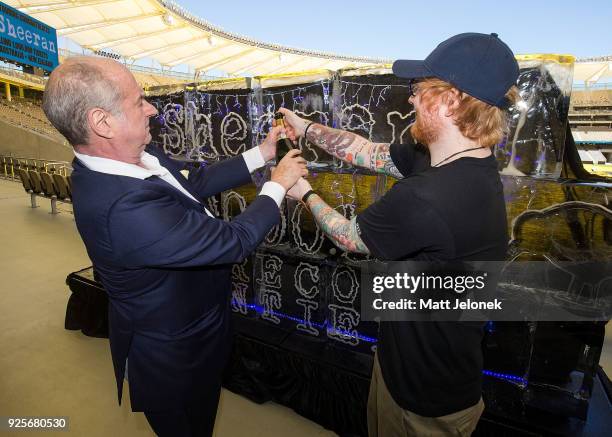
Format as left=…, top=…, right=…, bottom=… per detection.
left=409, top=85, right=442, bottom=146
left=109, top=67, right=158, bottom=163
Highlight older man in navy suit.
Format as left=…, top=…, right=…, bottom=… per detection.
left=42, top=56, right=307, bottom=436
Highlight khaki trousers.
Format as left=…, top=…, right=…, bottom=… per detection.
left=367, top=355, right=484, bottom=437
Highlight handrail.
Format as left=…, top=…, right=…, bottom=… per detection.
left=59, top=48, right=223, bottom=82
left=0, top=65, right=47, bottom=86
left=0, top=155, right=72, bottom=178
left=127, top=64, right=197, bottom=81
left=572, top=83, right=612, bottom=91
left=1, top=155, right=70, bottom=164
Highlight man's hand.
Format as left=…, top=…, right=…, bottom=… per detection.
left=277, top=110, right=402, bottom=179
left=278, top=108, right=308, bottom=140
left=286, top=177, right=312, bottom=202
left=270, top=149, right=308, bottom=190
left=258, top=125, right=284, bottom=162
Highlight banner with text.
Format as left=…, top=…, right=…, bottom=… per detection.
left=0, top=1, right=58, bottom=72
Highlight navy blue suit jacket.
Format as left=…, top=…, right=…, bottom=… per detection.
left=71, top=145, right=279, bottom=411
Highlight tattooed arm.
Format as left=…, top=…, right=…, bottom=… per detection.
left=307, top=124, right=403, bottom=179
left=307, top=194, right=370, bottom=254
left=286, top=178, right=370, bottom=254
left=278, top=108, right=403, bottom=179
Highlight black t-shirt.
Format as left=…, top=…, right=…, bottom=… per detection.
left=356, top=143, right=508, bottom=417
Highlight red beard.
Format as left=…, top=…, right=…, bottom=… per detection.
left=410, top=110, right=440, bottom=146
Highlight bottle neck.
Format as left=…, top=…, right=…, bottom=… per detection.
left=276, top=118, right=287, bottom=140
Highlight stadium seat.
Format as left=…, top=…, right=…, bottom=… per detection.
left=28, top=170, right=44, bottom=195
left=52, top=173, right=71, bottom=202
left=4, top=156, right=72, bottom=212
left=12, top=160, right=22, bottom=179
left=17, top=169, right=39, bottom=208
left=18, top=169, right=33, bottom=192
left=4, top=158, right=13, bottom=179
left=40, top=172, right=59, bottom=214
left=0, top=99, right=65, bottom=142
left=40, top=172, right=57, bottom=197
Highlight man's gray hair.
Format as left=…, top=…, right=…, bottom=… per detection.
left=42, top=57, right=123, bottom=146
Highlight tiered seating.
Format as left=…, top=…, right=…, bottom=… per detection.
left=569, top=89, right=612, bottom=128
left=0, top=65, right=47, bottom=88
left=59, top=49, right=198, bottom=89
left=1, top=155, right=72, bottom=213
left=0, top=98, right=66, bottom=142
left=132, top=71, right=188, bottom=88
left=569, top=88, right=612, bottom=175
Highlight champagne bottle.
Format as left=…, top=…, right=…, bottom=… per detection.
left=274, top=111, right=296, bottom=162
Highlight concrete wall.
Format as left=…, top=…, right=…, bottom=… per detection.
left=0, top=119, right=73, bottom=162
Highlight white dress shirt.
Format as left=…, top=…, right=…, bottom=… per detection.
left=73, top=147, right=286, bottom=216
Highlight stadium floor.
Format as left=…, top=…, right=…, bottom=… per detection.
left=0, top=179, right=335, bottom=437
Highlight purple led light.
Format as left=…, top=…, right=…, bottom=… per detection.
left=232, top=299, right=527, bottom=383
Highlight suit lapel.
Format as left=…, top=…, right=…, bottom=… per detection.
left=146, top=146, right=204, bottom=203
left=143, top=175, right=203, bottom=211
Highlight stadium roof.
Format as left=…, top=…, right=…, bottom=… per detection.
left=7, top=0, right=389, bottom=77
left=573, top=56, right=612, bottom=86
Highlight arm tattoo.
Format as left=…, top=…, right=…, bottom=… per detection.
left=306, top=194, right=370, bottom=254
left=374, top=143, right=404, bottom=179
left=305, top=124, right=402, bottom=179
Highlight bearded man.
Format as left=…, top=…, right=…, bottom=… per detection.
left=279, top=33, right=519, bottom=436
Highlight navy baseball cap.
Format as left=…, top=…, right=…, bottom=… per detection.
left=392, top=32, right=519, bottom=108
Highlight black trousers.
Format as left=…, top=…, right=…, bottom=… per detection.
left=144, top=385, right=222, bottom=437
